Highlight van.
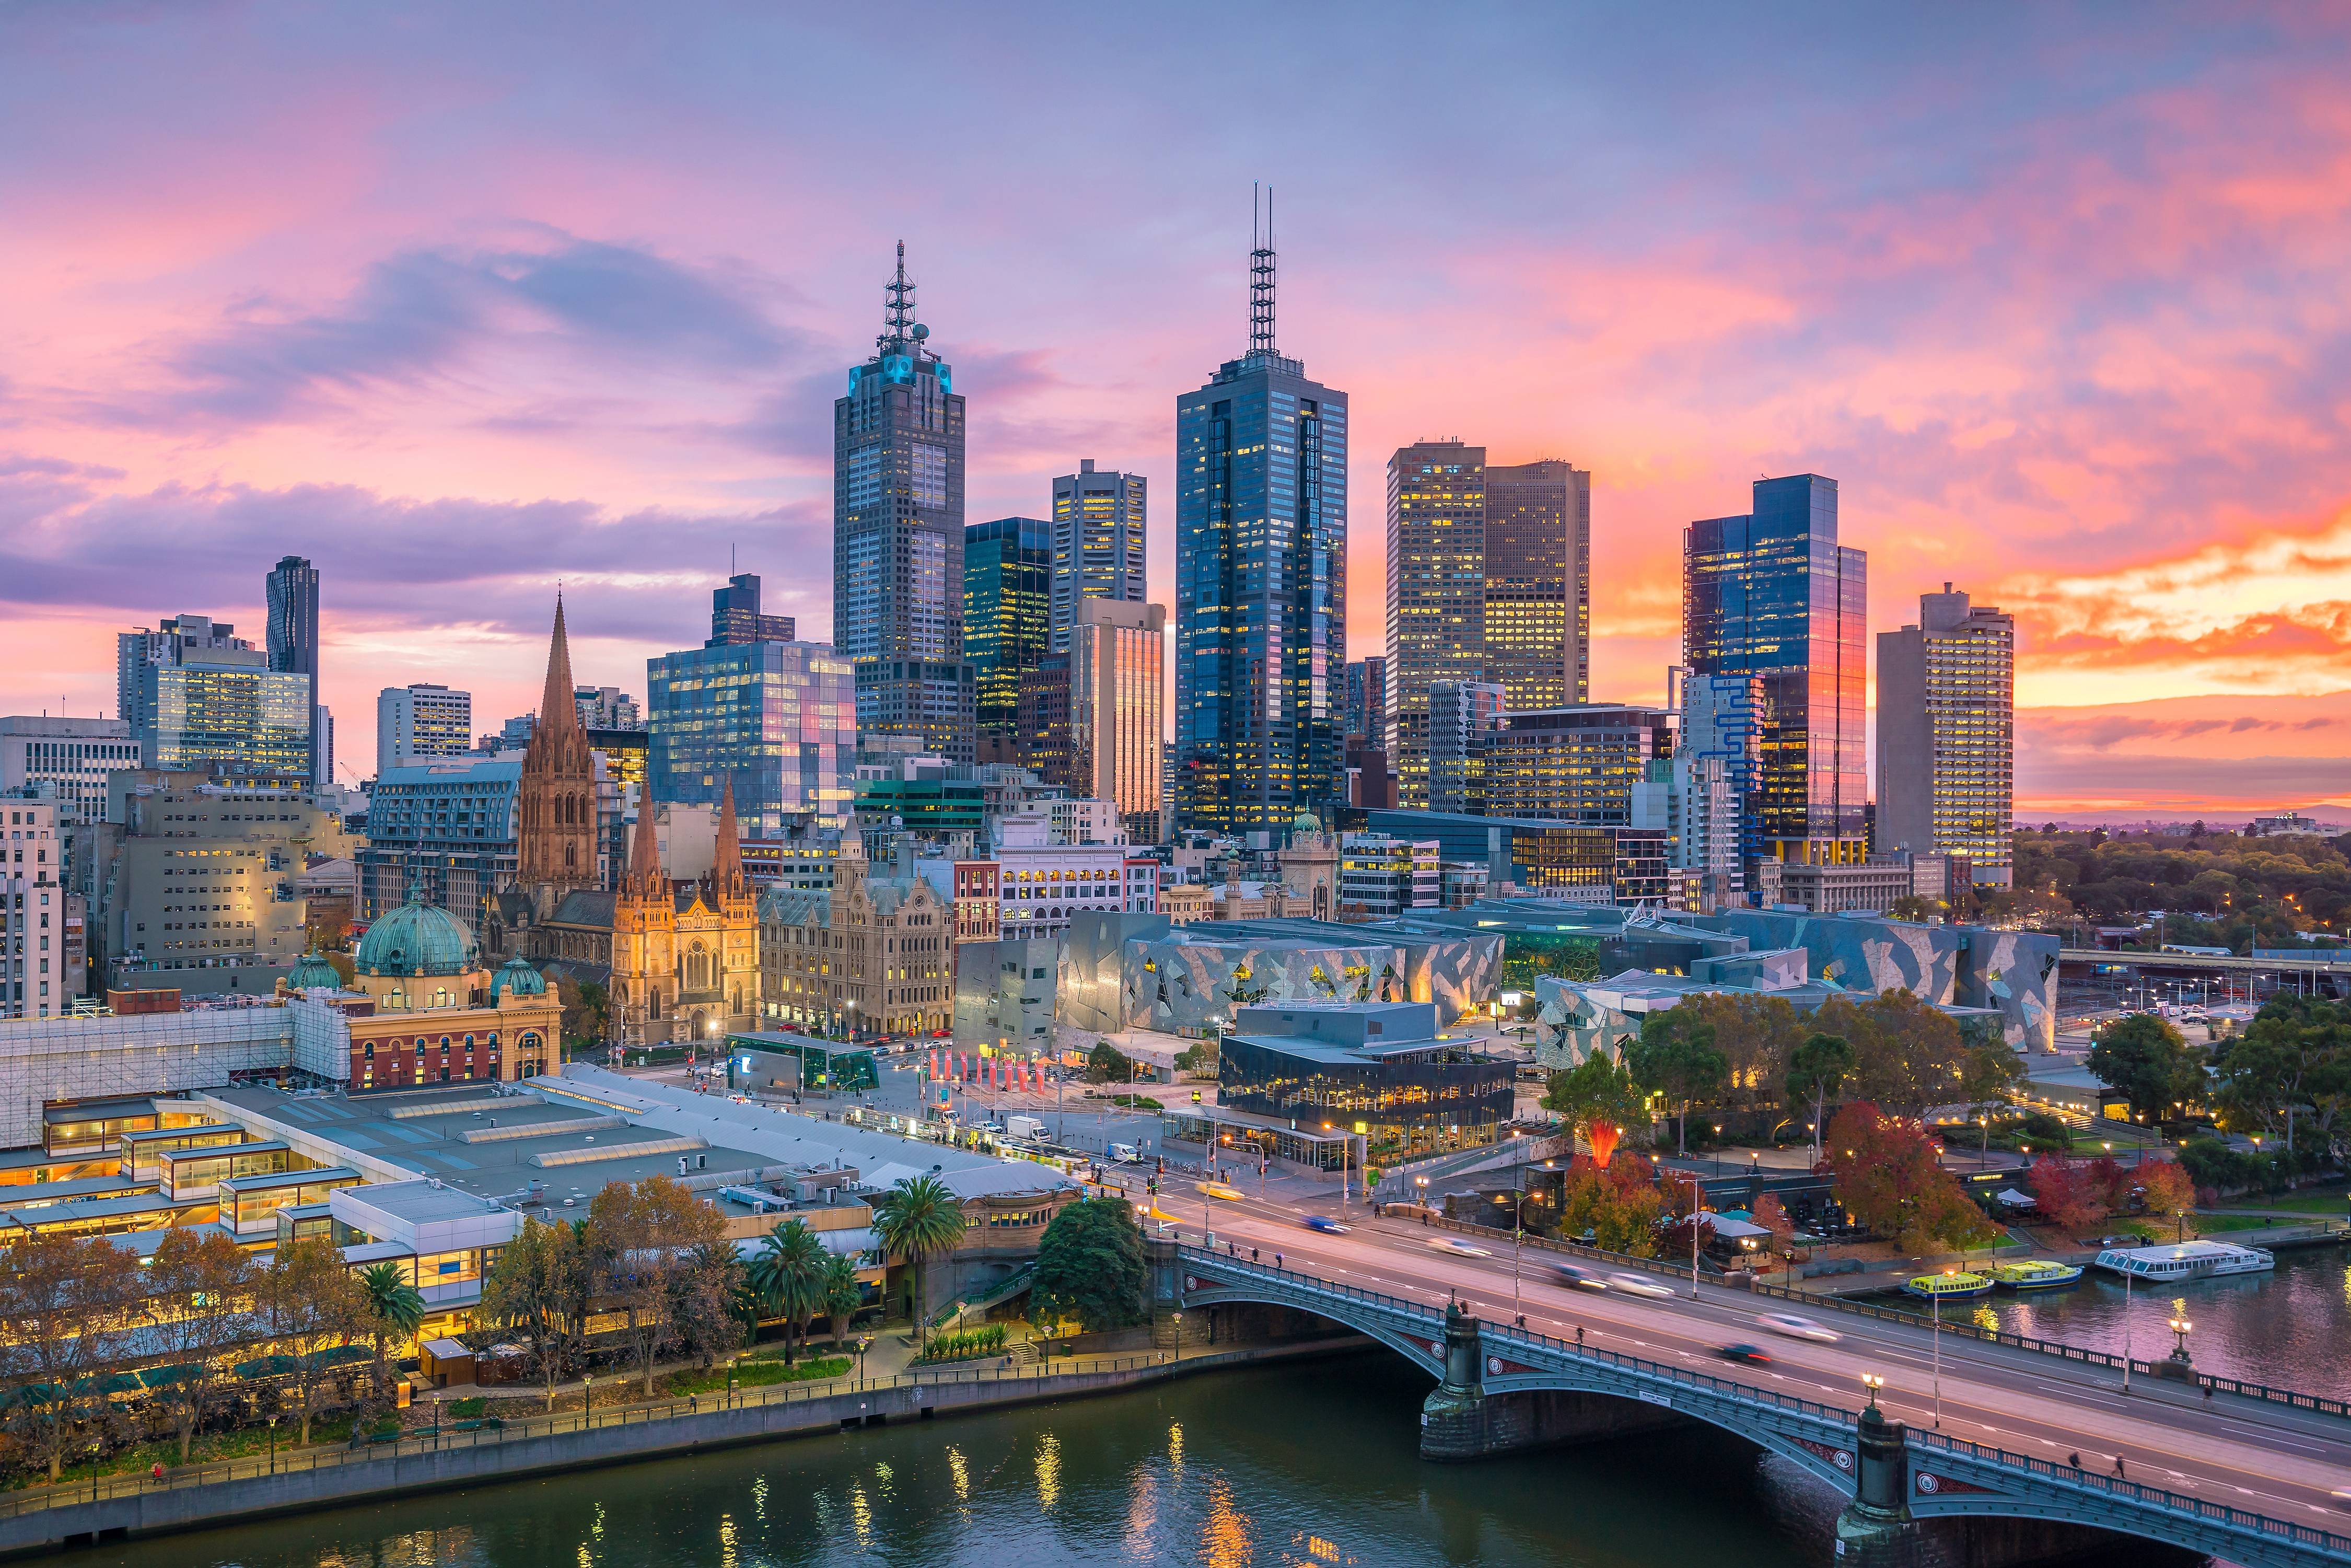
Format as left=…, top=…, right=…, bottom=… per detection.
left=1109, top=1143, right=1143, bottom=1164
left=1006, top=1114, right=1046, bottom=1142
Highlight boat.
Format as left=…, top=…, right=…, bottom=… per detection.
left=1990, top=1259, right=2085, bottom=1292
left=2090, top=1240, right=2275, bottom=1282
left=1901, top=1270, right=1994, bottom=1301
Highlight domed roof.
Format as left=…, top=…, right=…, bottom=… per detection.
left=287, top=949, right=342, bottom=990
left=491, top=955, right=549, bottom=1000
left=354, top=887, right=478, bottom=978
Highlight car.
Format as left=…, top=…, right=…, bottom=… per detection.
left=1757, top=1311, right=1842, bottom=1343
left=1429, top=1236, right=1491, bottom=1258
left=1714, top=1343, right=1774, bottom=1366
left=1607, top=1272, right=1675, bottom=1298
left=1198, top=1181, right=1246, bottom=1202
left=1552, top=1262, right=1607, bottom=1291
left=1302, top=1215, right=1350, bottom=1235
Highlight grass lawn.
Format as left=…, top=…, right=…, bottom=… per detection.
left=2213, top=1189, right=2350, bottom=1216
left=668, top=1356, right=849, bottom=1396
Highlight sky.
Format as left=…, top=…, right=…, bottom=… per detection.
left=4, top=3, right=2349, bottom=819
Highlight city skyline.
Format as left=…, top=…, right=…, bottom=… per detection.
left=3, top=6, right=2349, bottom=815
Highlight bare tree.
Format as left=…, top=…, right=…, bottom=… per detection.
left=144, top=1229, right=257, bottom=1465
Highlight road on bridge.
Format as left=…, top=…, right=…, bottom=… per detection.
left=1115, top=1173, right=2351, bottom=1525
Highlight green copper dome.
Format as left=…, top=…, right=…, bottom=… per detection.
left=354, top=887, right=478, bottom=978
left=491, top=954, right=549, bottom=1001
left=287, top=949, right=342, bottom=990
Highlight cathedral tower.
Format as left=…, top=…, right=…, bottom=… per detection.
left=611, top=800, right=677, bottom=1042
left=516, top=596, right=598, bottom=904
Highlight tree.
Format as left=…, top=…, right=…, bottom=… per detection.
left=1824, top=1102, right=1996, bottom=1252
left=587, top=1177, right=726, bottom=1397
left=1785, top=1032, right=1855, bottom=1160
left=259, top=1236, right=369, bottom=1445
left=480, top=1216, right=588, bottom=1410
left=2089, top=1014, right=2207, bottom=1123
left=1540, top=1052, right=1650, bottom=1154
left=870, top=1174, right=969, bottom=1351
left=1815, top=990, right=1975, bottom=1120
left=675, top=1240, right=750, bottom=1369
left=0, top=1233, right=144, bottom=1480
left=820, top=1253, right=865, bottom=1347
left=144, top=1228, right=257, bottom=1465
left=748, top=1218, right=829, bottom=1364
left=2028, top=1155, right=2109, bottom=1232
left=1556, top=1153, right=1665, bottom=1257
left=1624, top=1007, right=1729, bottom=1155
left=1752, top=1192, right=1796, bottom=1262
left=357, top=1262, right=426, bottom=1407
left=1031, top=1197, right=1149, bottom=1332
left=2135, top=1159, right=2197, bottom=1219
left=2212, top=994, right=2351, bottom=1155
left=1087, top=1040, right=1136, bottom=1083
left=1644, top=992, right=1807, bottom=1114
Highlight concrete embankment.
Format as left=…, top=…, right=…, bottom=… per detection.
left=0, top=1339, right=1363, bottom=1559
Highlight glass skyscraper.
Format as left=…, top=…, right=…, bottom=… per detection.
left=833, top=244, right=975, bottom=760
left=963, top=515, right=1052, bottom=747
left=1682, top=474, right=1867, bottom=865
left=1049, top=460, right=1146, bottom=653
left=645, top=640, right=855, bottom=836
left=265, top=555, right=322, bottom=784
left=1173, top=212, right=1346, bottom=835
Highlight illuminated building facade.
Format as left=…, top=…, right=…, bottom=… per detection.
left=1049, top=460, right=1146, bottom=653
left=964, top=515, right=1052, bottom=748
left=645, top=640, right=856, bottom=836
left=1876, top=585, right=2014, bottom=887
left=1069, top=597, right=1165, bottom=843
left=1682, top=474, right=1867, bottom=866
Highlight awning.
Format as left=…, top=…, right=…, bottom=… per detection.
left=1995, top=1188, right=2038, bottom=1207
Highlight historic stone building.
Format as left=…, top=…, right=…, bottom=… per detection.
left=485, top=599, right=759, bottom=1046
left=759, top=828, right=951, bottom=1038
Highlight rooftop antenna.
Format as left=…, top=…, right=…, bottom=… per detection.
left=882, top=240, right=916, bottom=349
left=1251, top=184, right=1277, bottom=357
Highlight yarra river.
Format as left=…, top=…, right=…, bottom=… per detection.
left=107, top=1340, right=2224, bottom=1568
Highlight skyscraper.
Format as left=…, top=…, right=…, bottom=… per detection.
left=265, top=555, right=322, bottom=784
left=1049, top=460, right=1146, bottom=652
left=1173, top=195, right=1346, bottom=835
left=119, top=614, right=310, bottom=779
left=1069, top=597, right=1166, bottom=843
left=964, top=515, right=1053, bottom=748
left=646, top=639, right=856, bottom=836
left=708, top=574, right=796, bottom=647
left=1877, top=585, right=2015, bottom=887
left=833, top=243, right=975, bottom=761
left=1683, top=474, right=1867, bottom=866
left=1672, top=667, right=1764, bottom=905
left=376, top=684, right=473, bottom=775
left=1384, top=443, right=1591, bottom=804
left=1343, top=656, right=1387, bottom=745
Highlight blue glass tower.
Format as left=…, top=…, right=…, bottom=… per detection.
left=1682, top=474, right=1867, bottom=865
left=1173, top=200, right=1347, bottom=835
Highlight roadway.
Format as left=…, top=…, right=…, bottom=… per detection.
left=1126, top=1177, right=2351, bottom=1525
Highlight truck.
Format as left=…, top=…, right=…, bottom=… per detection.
left=1109, top=1142, right=1143, bottom=1164
left=1005, top=1114, right=1046, bottom=1142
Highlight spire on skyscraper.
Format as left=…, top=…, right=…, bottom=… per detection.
left=881, top=240, right=921, bottom=350
left=1251, top=183, right=1277, bottom=357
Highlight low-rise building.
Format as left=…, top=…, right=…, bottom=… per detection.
left=1214, top=1000, right=1515, bottom=1162
left=757, top=830, right=951, bottom=1039
left=4, top=798, right=64, bottom=1019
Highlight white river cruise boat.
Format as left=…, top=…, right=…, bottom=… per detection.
left=2090, top=1239, right=2275, bottom=1282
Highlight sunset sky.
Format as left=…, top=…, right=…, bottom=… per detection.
left=4, top=4, right=2348, bottom=819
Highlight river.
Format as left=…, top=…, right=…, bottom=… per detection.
left=1869, top=1244, right=2351, bottom=1398
left=99, top=1348, right=2211, bottom=1568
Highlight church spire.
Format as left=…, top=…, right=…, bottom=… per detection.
left=711, top=772, right=745, bottom=897
left=626, top=800, right=662, bottom=893
left=537, top=594, right=582, bottom=747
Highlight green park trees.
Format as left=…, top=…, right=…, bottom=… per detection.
left=871, top=1174, right=969, bottom=1351
left=1623, top=1009, right=1728, bottom=1155
left=1785, top=1031, right=1855, bottom=1160
left=1555, top=1153, right=1667, bottom=1256
left=2210, top=994, right=2351, bottom=1157
left=1031, top=1196, right=1150, bottom=1332
left=480, top=1216, right=590, bottom=1410
left=1540, top=1051, right=1650, bottom=1154
left=750, top=1218, right=830, bottom=1364
left=2088, top=1013, right=2208, bottom=1123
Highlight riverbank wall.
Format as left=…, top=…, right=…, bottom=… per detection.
left=0, top=1338, right=1366, bottom=1559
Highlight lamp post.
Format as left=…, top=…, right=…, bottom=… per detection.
left=1932, top=1268, right=1950, bottom=1428
left=1860, top=1372, right=1883, bottom=1413
left=1171, top=1310, right=1183, bottom=1363
left=2167, top=1314, right=2193, bottom=1369
left=2122, top=1265, right=2135, bottom=1393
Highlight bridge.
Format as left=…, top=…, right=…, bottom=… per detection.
left=1163, top=1245, right=2351, bottom=1568
left=2059, top=946, right=2351, bottom=985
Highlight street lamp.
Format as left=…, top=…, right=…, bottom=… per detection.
left=2166, top=1314, right=2193, bottom=1368
left=1171, top=1310, right=1183, bottom=1363
left=1860, top=1372, right=1884, bottom=1413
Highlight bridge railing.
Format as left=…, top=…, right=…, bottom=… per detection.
left=1911, top=1427, right=2351, bottom=1559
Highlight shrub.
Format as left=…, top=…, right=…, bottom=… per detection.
left=917, top=1325, right=1009, bottom=1363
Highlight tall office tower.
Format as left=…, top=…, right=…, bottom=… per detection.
left=316, top=706, right=335, bottom=787
left=376, top=683, right=473, bottom=775
left=1070, top=598, right=1166, bottom=843
left=1016, top=653, right=1072, bottom=785
left=1049, top=460, right=1147, bottom=652
left=1484, top=459, right=1590, bottom=709
left=1482, top=702, right=1673, bottom=823
left=1385, top=443, right=1591, bottom=803
left=1673, top=668, right=1764, bottom=898
left=1683, top=474, right=1867, bottom=867
left=647, top=639, right=855, bottom=835
left=117, top=614, right=261, bottom=737
left=833, top=243, right=975, bottom=761
left=1426, top=679, right=1506, bottom=814
left=265, top=555, right=322, bottom=784
left=1877, top=585, right=2015, bottom=888
left=1173, top=195, right=1347, bottom=835
left=964, top=516, right=1053, bottom=747
left=1343, top=656, right=1387, bottom=744
left=708, top=573, right=796, bottom=646
left=1386, top=440, right=1485, bottom=805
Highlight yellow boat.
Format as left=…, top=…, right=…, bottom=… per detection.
left=1902, top=1270, right=1993, bottom=1301
left=1990, top=1259, right=2084, bottom=1292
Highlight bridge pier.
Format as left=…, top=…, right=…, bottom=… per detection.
left=1417, top=1302, right=1680, bottom=1461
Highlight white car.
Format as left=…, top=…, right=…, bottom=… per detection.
left=1757, top=1311, right=1842, bottom=1344
left=1429, top=1236, right=1492, bottom=1258
left=1607, top=1272, right=1675, bottom=1298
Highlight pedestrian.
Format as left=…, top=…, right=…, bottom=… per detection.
left=1251, top=1247, right=1260, bottom=1262
left=2112, top=1457, right=2126, bottom=1480
left=1515, top=1314, right=1526, bottom=1329
left=1274, top=1253, right=1283, bottom=1269
left=150, top=1462, right=163, bottom=1481
left=2068, top=1452, right=2081, bottom=1469
left=1575, top=1325, right=1585, bottom=1347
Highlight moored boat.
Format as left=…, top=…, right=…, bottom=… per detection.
left=1902, top=1270, right=1993, bottom=1301
left=1990, top=1259, right=2084, bottom=1291
left=2090, top=1240, right=2275, bottom=1282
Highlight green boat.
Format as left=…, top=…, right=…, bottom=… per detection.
left=1901, top=1270, right=1993, bottom=1301
left=1990, top=1259, right=2084, bottom=1292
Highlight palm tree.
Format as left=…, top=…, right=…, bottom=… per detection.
left=870, top=1174, right=967, bottom=1352
left=357, top=1261, right=427, bottom=1403
left=820, top=1253, right=864, bottom=1349
left=748, top=1219, right=828, bottom=1364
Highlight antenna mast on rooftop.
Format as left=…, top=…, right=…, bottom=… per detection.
left=1250, top=183, right=1277, bottom=357
left=883, top=240, right=917, bottom=348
